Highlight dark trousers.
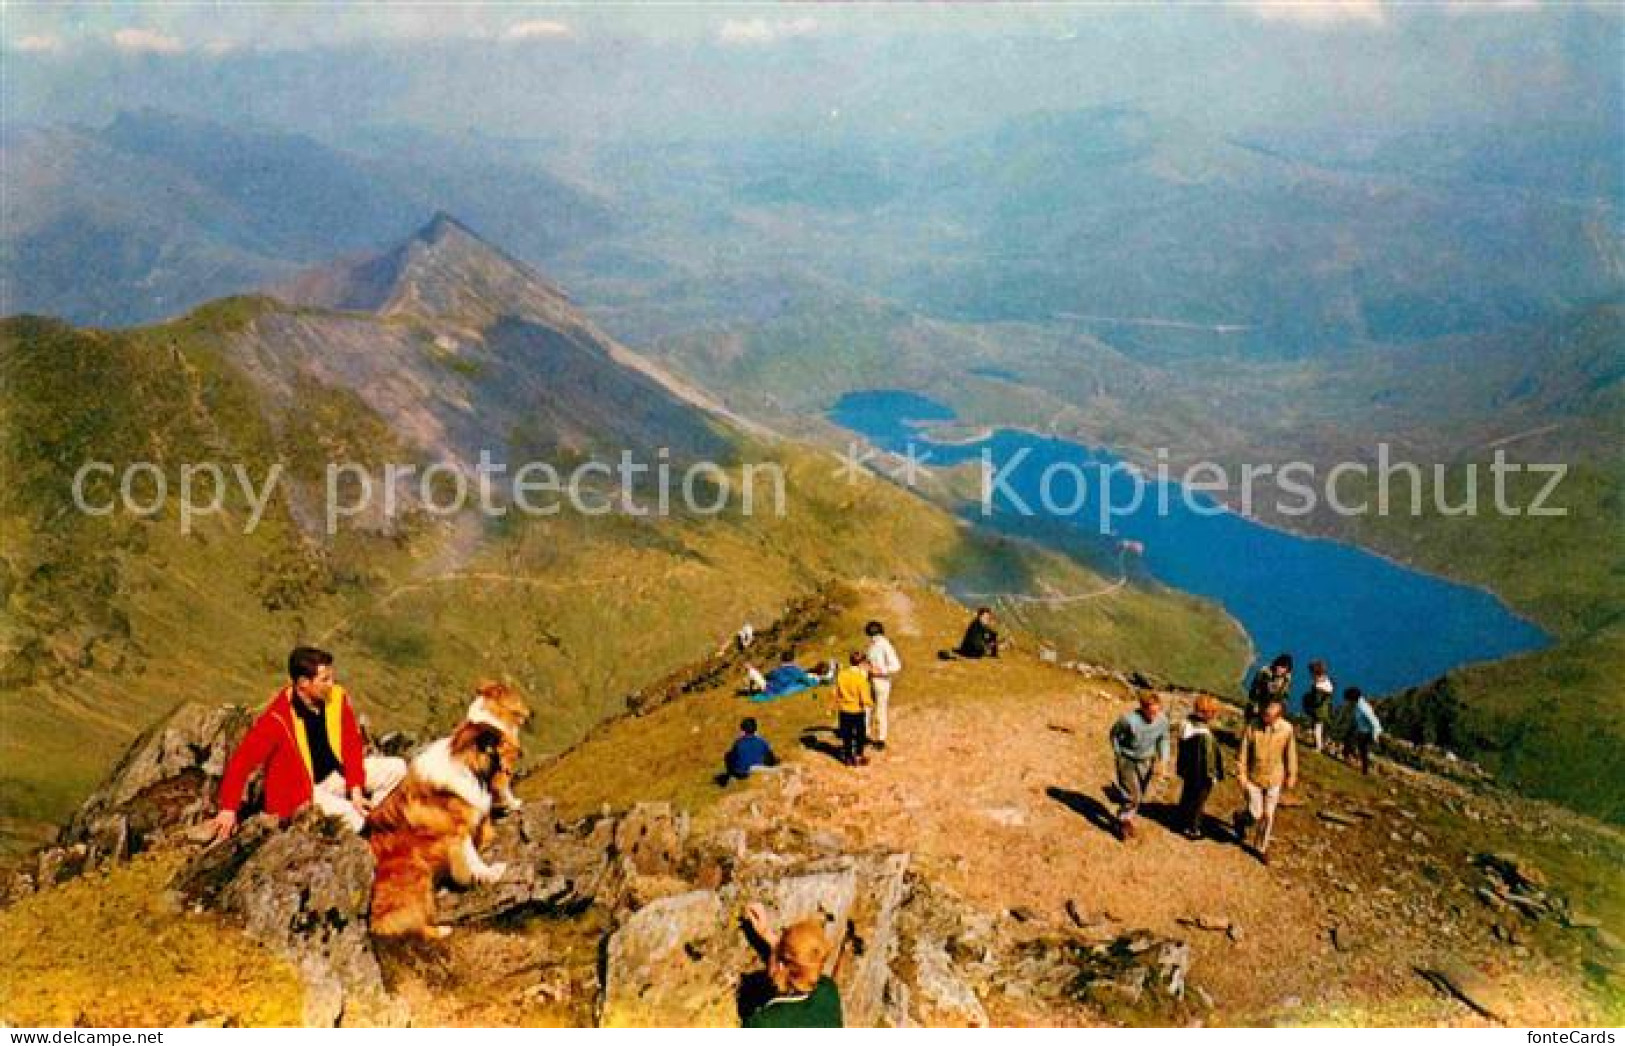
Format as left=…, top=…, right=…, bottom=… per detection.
left=838, top=711, right=868, bottom=763
left=1351, top=732, right=1375, bottom=774
left=1176, top=779, right=1214, bottom=835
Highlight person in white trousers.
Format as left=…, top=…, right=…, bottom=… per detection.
left=864, top=620, right=902, bottom=751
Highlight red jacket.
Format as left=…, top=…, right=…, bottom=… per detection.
left=217, top=686, right=366, bottom=818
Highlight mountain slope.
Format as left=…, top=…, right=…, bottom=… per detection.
left=2, top=581, right=1618, bottom=1027
left=0, top=219, right=1250, bottom=852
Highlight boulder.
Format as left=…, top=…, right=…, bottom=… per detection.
left=173, top=808, right=401, bottom=1027
left=62, top=703, right=254, bottom=865
left=1008, top=931, right=1191, bottom=1021
left=597, top=850, right=910, bottom=1028
left=436, top=802, right=614, bottom=926
left=613, top=802, right=690, bottom=878
left=599, top=889, right=736, bottom=1027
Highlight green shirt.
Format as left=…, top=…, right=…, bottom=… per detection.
left=743, top=976, right=844, bottom=1028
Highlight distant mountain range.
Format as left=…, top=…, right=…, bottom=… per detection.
left=0, top=110, right=611, bottom=326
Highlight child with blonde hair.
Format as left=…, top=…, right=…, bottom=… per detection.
left=740, top=903, right=844, bottom=1027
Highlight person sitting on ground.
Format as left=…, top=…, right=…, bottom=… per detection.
left=209, top=646, right=407, bottom=839
left=743, top=663, right=769, bottom=695
left=759, top=649, right=826, bottom=698
left=1347, top=687, right=1382, bottom=775
left=1301, top=659, right=1334, bottom=752
left=1108, top=691, right=1170, bottom=841
left=738, top=903, right=844, bottom=1027
left=953, top=607, right=1001, bottom=659
left=721, top=717, right=780, bottom=783
left=833, top=652, right=874, bottom=766
left=1247, top=653, right=1293, bottom=723
left=1234, top=697, right=1298, bottom=865
left=863, top=620, right=902, bottom=752
left=1175, top=694, right=1225, bottom=840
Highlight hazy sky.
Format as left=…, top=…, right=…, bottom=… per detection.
left=4, top=3, right=1620, bottom=143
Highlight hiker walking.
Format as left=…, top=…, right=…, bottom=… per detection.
left=1234, top=697, right=1298, bottom=865
left=1108, top=692, right=1170, bottom=840
left=1247, top=654, right=1293, bottom=723
left=1302, top=659, right=1334, bottom=752
left=1175, top=695, right=1225, bottom=839
left=1347, top=687, right=1382, bottom=775
left=833, top=652, right=874, bottom=767
left=864, top=620, right=902, bottom=752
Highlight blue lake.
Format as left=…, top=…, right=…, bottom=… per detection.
left=830, top=389, right=1549, bottom=695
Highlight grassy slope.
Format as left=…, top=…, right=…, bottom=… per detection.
left=0, top=307, right=1248, bottom=852
left=0, top=582, right=1613, bottom=1027
left=637, top=297, right=1625, bottom=822
left=0, top=851, right=305, bottom=1026
left=526, top=581, right=1623, bottom=1026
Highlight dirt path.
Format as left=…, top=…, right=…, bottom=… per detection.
left=719, top=584, right=1614, bottom=1025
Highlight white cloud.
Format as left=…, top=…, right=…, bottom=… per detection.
left=112, top=27, right=186, bottom=55
left=1443, top=0, right=1542, bottom=14
left=503, top=19, right=572, bottom=42
left=1246, top=1, right=1387, bottom=27
left=717, top=17, right=819, bottom=46
left=15, top=33, right=63, bottom=53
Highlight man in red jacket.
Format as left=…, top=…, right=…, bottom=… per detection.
left=208, top=646, right=406, bottom=839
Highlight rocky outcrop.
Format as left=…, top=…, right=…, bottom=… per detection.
left=434, top=801, right=616, bottom=925
left=5, top=703, right=254, bottom=900
left=173, top=807, right=401, bottom=1027
left=597, top=849, right=912, bottom=1027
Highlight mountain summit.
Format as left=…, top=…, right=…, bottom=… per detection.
left=277, top=211, right=576, bottom=332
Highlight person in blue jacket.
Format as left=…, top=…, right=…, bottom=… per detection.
left=722, top=718, right=779, bottom=783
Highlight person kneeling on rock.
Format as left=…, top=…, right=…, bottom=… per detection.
left=738, top=902, right=844, bottom=1027
left=209, top=646, right=407, bottom=839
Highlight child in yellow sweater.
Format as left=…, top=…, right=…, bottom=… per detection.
left=834, top=652, right=874, bottom=767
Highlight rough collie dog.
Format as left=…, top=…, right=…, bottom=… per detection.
left=367, top=720, right=509, bottom=939
left=464, top=680, right=531, bottom=813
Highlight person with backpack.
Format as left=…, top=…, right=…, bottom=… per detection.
left=1175, top=695, right=1225, bottom=840
left=1247, top=653, right=1293, bottom=723
left=1301, top=659, right=1334, bottom=752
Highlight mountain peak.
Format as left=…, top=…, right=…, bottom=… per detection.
left=416, top=210, right=477, bottom=244
left=277, top=212, right=572, bottom=327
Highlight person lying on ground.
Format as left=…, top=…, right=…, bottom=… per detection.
left=756, top=649, right=828, bottom=699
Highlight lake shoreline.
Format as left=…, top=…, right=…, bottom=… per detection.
left=832, top=388, right=1552, bottom=697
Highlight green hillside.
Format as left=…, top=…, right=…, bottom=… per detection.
left=0, top=289, right=1249, bottom=853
